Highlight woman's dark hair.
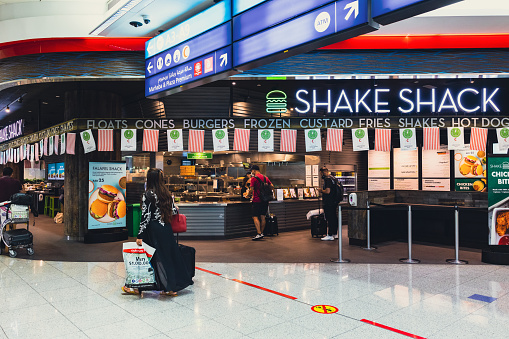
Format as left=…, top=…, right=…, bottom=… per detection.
left=146, top=168, right=173, bottom=223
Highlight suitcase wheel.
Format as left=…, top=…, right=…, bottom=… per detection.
left=8, top=249, right=17, bottom=258
left=27, top=247, right=34, bottom=256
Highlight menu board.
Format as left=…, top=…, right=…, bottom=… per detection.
left=368, top=178, right=390, bottom=191
left=393, top=148, right=418, bottom=178
left=368, top=151, right=390, bottom=177
left=454, top=145, right=487, bottom=192
left=422, top=179, right=450, bottom=191
left=47, top=163, right=56, bottom=180
left=422, top=146, right=450, bottom=178
left=88, top=162, right=127, bottom=230
left=488, top=157, right=509, bottom=245
left=180, top=166, right=196, bottom=176
left=394, top=178, right=419, bottom=190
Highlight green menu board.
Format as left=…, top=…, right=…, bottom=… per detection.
left=488, top=157, right=509, bottom=245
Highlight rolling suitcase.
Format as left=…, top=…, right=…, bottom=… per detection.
left=311, top=214, right=327, bottom=238
left=264, top=214, right=279, bottom=236
left=178, top=244, right=196, bottom=278
left=3, top=229, right=33, bottom=247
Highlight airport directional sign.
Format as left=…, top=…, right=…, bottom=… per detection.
left=372, top=0, right=463, bottom=25
left=233, top=0, right=378, bottom=69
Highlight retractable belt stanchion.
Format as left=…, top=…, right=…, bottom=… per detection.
left=362, top=200, right=377, bottom=251
left=400, top=205, right=420, bottom=264
left=331, top=205, right=350, bottom=263
left=446, top=206, right=468, bottom=265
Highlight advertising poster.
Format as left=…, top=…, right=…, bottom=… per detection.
left=352, top=128, right=369, bottom=151
left=56, top=162, right=65, bottom=180
left=212, top=128, right=229, bottom=152
left=88, top=162, right=127, bottom=230
left=121, top=129, right=137, bottom=152
left=305, top=129, right=322, bottom=152
left=488, top=157, right=509, bottom=245
left=393, top=148, right=418, bottom=178
left=447, top=127, right=465, bottom=150
left=399, top=128, right=417, bottom=151
left=497, top=127, right=509, bottom=151
left=48, top=163, right=56, bottom=180
left=454, top=145, right=487, bottom=192
left=167, top=129, right=183, bottom=152
left=368, top=150, right=390, bottom=177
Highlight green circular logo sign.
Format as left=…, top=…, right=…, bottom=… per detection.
left=308, top=130, right=318, bottom=140
left=500, top=128, right=509, bottom=138
left=402, top=129, right=413, bottom=139
left=450, top=128, right=461, bottom=138
left=124, top=130, right=134, bottom=140
left=83, top=132, right=90, bottom=141
left=170, top=130, right=180, bottom=140
left=261, top=130, right=271, bottom=140
left=215, top=130, right=225, bottom=139
left=355, top=129, right=365, bottom=139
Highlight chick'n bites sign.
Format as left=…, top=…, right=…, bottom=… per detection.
left=88, top=162, right=127, bottom=230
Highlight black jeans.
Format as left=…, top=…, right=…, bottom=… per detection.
left=323, top=204, right=338, bottom=236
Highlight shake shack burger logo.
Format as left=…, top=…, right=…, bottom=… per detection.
left=124, top=130, right=134, bottom=140
left=308, top=130, right=318, bottom=140
left=402, top=129, right=413, bottom=139
left=83, top=132, right=91, bottom=141
left=215, top=130, right=225, bottom=140
left=450, top=128, right=461, bottom=138
left=500, top=128, right=509, bottom=139
left=355, top=129, right=365, bottom=139
left=266, top=90, right=287, bottom=114
left=170, top=130, right=180, bottom=140
left=261, top=130, right=271, bottom=141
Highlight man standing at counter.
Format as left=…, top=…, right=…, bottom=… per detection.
left=318, top=167, right=339, bottom=241
left=248, top=165, right=273, bottom=241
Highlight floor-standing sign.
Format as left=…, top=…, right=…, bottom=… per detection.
left=88, top=162, right=127, bottom=231
left=488, top=157, right=509, bottom=245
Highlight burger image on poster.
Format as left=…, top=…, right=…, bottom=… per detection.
left=266, top=90, right=287, bottom=114
left=89, top=185, right=126, bottom=223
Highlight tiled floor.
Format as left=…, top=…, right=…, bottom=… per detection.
left=1, top=256, right=509, bottom=338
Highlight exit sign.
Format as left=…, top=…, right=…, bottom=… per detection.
left=187, top=153, right=213, bottom=159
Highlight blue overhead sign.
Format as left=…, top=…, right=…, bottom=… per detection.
left=233, top=0, right=268, bottom=16
left=145, top=0, right=231, bottom=58
left=372, top=0, right=463, bottom=25
left=145, top=46, right=232, bottom=97
left=233, top=0, right=335, bottom=41
left=233, top=0, right=375, bottom=68
left=146, top=22, right=232, bottom=78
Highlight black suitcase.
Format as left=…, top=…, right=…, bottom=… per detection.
left=264, top=214, right=279, bottom=236
left=311, top=214, right=327, bottom=238
left=3, top=229, right=33, bottom=246
left=179, top=244, right=196, bottom=278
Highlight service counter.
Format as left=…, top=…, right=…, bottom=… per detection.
left=348, top=190, right=488, bottom=248
left=176, top=199, right=321, bottom=239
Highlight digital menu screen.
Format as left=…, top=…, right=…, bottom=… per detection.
left=47, top=163, right=56, bottom=180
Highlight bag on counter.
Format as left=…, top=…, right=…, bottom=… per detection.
left=123, top=242, right=157, bottom=289
left=54, top=212, right=63, bottom=224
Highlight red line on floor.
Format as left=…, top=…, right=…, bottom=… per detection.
left=195, top=267, right=222, bottom=276
left=361, top=319, right=426, bottom=339
left=230, top=279, right=298, bottom=300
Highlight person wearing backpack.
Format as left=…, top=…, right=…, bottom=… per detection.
left=247, top=165, right=274, bottom=241
left=317, top=167, right=343, bottom=241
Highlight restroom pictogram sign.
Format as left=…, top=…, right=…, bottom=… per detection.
left=311, top=305, right=338, bottom=314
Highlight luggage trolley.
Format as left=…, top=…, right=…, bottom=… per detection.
left=0, top=201, right=34, bottom=258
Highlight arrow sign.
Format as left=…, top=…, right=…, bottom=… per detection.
left=147, top=61, right=153, bottom=74
left=146, top=41, right=154, bottom=55
left=344, top=0, right=359, bottom=20
left=220, top=53, right=228, bottom=67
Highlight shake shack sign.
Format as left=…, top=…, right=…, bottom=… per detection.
left=0, top=120, right=23, bottom=144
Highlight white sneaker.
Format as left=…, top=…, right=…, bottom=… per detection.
left=333, top=234, right=339, bottom=239
left=321, top=235, right=334, bottom=241
left=252, top=234, right=263, bottom=241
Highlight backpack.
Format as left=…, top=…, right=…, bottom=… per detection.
left=329, top=176, right=344, bottom=204
left=253, top=175, right=274, bottom=202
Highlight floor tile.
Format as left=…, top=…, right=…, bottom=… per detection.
left=253, top=299, right=313, bottom=320
left=165, top=318, right=244, bottom=339
left=66, top=304, right=136, bottom=331
left=42, top=284, right=101, bottom=303
left=83, top=318, right=161, bottom=339
left=139, top=306, right=207, bottom=332
left=334, top=323, right=407, bottom=339
left=249, top=321, right=329, bottom=339
left=214, top=307, right=285, bottom=335
left=289, top=312, right=362, bottom=337
left=0, top=304, right=61, bottom=328
left=190, top=295, right=251, bottom=318
left=1, top=313, right=81, bottom=339
left=119, top=296, right=183, bottom=317
left=51, top=293, right=114, bottom=316
left=3, top=292, right=49, bottom=312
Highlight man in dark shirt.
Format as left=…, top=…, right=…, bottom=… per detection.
left=247, top=165, right=273, bottom=241
left=0, top=167, right=22, bottom=202
left=317, top=167, right=338, bottom=241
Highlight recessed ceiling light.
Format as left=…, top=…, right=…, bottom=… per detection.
left=42, top=102, right=48, bottom=105
left=232, top=82, right=236, bottom=85
left=6, top=106, right=10, bottom=113
left=55, top=95, right=60, bottom=98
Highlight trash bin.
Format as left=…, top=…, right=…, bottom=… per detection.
left=126, top=203, right=141, bottom=237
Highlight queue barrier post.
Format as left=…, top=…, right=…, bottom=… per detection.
left=446, top=206, right=468, bottom=265
left=400, top=205, right=420, bottom=264
left=362, top=200, right=377, bottom=251
left=331, top=205, right=350, bottom=263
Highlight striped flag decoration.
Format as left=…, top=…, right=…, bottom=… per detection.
left=67, top=133, right=76, bottom=155
left=35, top=143, right=39, bottom=161
left=188, top=130, right=205, bottom=153
left=470, top=127, right=488, bottom=151
left=280, top=129, right=297, bottom=153
left=142, top=129, right=159, bottom=152
left=234, top=129, right=250, bottom=152
left=60, top=134, right=66, bottom=155
left=326, top=128, right=343, bottom=152
left=39, top=140, right=44, bottom=157
left=423, top=127, right=440, bottom=150
left=31, top=144, right=35, bottom=161
left=375, top=129, right=391, bottom=152
left=54, top=135, right=59, bottom=155
left=48, top=136, right=54, bottom=156
left=19, top=146, right=24, bottom=161
left=98, top=129, right=114, bottom=151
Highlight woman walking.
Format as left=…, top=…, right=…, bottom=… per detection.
left=122, top=168, right=193, bottom=296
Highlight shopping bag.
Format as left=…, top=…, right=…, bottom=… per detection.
left=54, top=212, right=63, bottom=224
left=122, top=242, right=157, bottom=289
